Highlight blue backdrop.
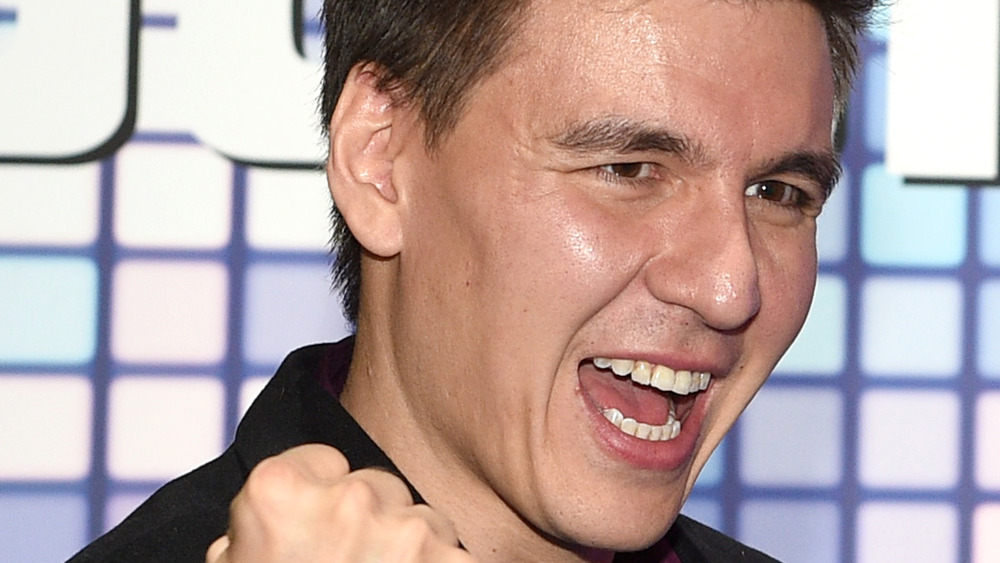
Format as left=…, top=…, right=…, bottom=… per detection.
left=1, top=2, right=998, bottom=561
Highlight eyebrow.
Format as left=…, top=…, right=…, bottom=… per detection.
left=751, top=151, right=843, bottom=201
left=550, top=116, right=842, bottom=199
left=550, top=117, right=709, bottom=166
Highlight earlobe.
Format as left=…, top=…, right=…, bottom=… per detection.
left=327, top=64, right=407, bottom=258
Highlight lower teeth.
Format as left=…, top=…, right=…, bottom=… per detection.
left=602, top=407, right=680, bottom=441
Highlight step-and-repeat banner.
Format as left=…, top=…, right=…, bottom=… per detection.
left=1, top=1, right=998, bottom=561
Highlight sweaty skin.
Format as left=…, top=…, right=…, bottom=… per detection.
left=222, top=0, right=838, bottom=561
left=339, top=0, right=835, bottom=560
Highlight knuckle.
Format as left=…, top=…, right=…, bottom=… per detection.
left=290, top=443, right=351, bottom=479
left=243, top=455, right=305, bottom=509
left=398, top=515, right=436, bottom=542
left=334, top=478, right=379, bottom=514
left=410, top=504, right=458, bottom=544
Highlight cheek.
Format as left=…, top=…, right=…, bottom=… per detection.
left=758, top=233, right=818, bottom=344
left=493, top=191, right=643, bottom=311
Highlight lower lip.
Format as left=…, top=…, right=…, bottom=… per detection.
left=582, top=383, right=708, bottom=472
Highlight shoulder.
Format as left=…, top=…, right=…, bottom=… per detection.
left=67, top=450, right=244, bottom=562
left=68, top=343, right=349, bottom=562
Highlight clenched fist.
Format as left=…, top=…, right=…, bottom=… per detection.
left=205, top=444, right=475, bottom=563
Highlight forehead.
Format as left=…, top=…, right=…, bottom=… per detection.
left=517, top=0, right=823, bottom=60
left=474, top=0, right=834, bottom=161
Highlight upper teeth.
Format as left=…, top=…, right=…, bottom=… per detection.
left=592, top=357, right=711, bottom=395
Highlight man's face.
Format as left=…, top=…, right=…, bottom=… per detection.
left=384, top=0, right=835, bottom=553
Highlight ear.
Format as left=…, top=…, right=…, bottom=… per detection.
left=327, top=64, right=409, bottom=258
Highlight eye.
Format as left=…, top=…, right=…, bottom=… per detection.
left=744, top=180, right=801, bottom=206
left=597, top=162, right=657, bottom=181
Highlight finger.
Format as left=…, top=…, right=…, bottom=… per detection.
left=426, top=545, right=479, bottom=563
left=389, top=527, right=477, bottom=563
left=232, top=444, right=353, bottom=520
left=274, top=443, right=352, bottom=483
left=226, top=449, right=346, bottom=555
left=380, top=514, right=463, bottom=563
left=399, top=504, right=462, bottom=547
left=204, top=535, right=229, bottom=563
left=339, top=467, right=415, bottom=510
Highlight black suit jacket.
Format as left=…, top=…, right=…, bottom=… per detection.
left=69, top=341, right=779, bottom=563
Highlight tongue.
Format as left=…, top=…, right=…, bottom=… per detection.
left=579, top=363, right=672, bottom=425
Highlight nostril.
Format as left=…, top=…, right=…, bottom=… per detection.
left=699, top=263, right=760, bottom=331
left=641, top=195, right=761, bottom=330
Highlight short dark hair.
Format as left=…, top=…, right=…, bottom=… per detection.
left=322, top=0, right=529, bottom=323
left=815, top=0, right=885, bottom=118
left=321, top=0, right=884, bottom=325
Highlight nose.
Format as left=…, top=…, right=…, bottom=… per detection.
left=644, top=193, right=761, bottom=332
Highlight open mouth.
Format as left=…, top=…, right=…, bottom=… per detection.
left=580, top=357, right=711, bottom=442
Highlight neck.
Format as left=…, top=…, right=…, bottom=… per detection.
left=340, top=320, right=616, bottom=563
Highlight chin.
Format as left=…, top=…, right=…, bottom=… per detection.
left=566, top=519, right=676, bottom=554
left=540, top=490, right=685, bottom=554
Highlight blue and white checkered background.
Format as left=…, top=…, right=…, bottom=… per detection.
left=1, top=1, right=997, bottom=561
